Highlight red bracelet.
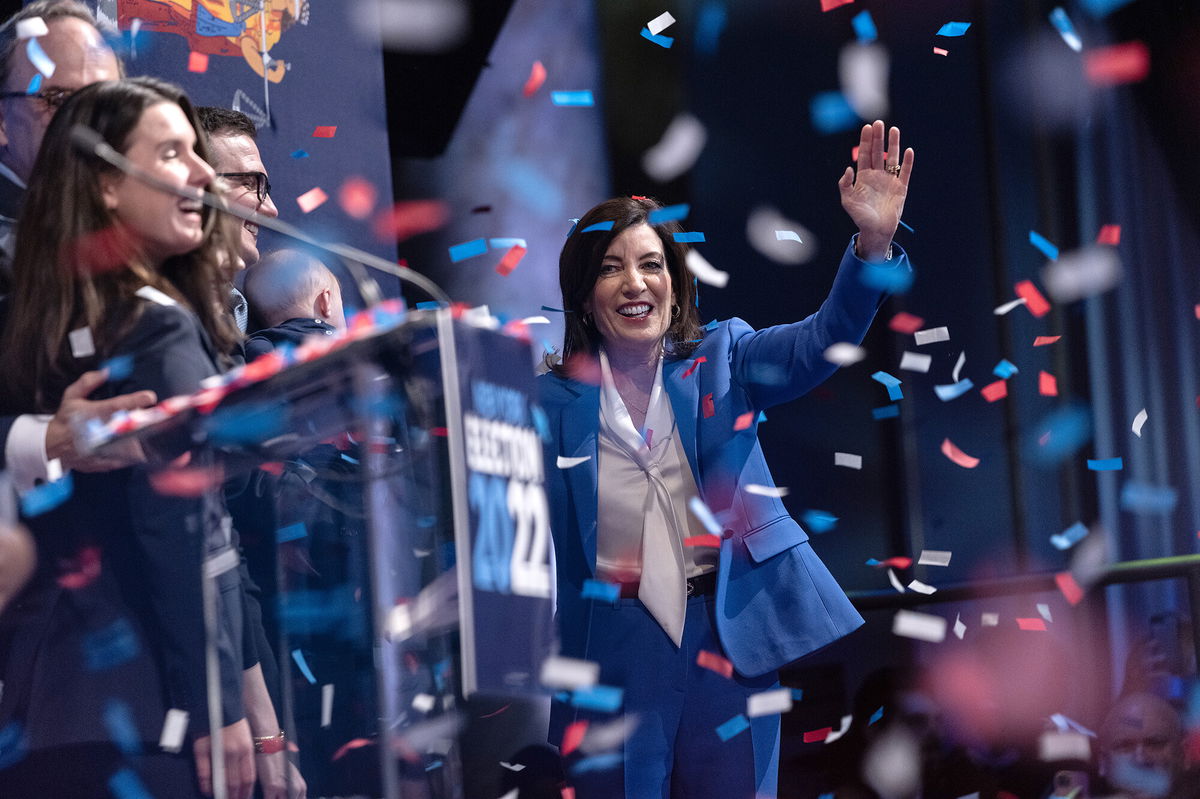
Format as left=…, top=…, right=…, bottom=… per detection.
left=253, top=730, right=286, bottom=754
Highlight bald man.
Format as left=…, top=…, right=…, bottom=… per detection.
left=1099, top=691, right=1194, bottom=799
left=243, top=249, right=345, bottom=361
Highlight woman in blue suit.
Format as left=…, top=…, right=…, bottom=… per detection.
left=539, top=120, right=915, bottom=798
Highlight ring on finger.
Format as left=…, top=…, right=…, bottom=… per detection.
left=886, top=164, right=901, bottom=176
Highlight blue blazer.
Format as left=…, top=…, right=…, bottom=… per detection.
left=538, top=240, right=908, bottom=678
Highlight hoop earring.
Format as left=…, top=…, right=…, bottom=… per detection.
left=671, top=304, right=680, bottom=321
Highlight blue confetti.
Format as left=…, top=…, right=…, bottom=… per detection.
left=673, top=231, right=706, bottom=243
left=688, top=496, right=723, bottom=536
left=993, top=359, right=1019, bottom=379
left=757, top=411, right=768, bottom=423
left=819, top=794, right=835, bottom=799
left=1078, top=0, right=1135, bottom=17
left=871, top=371, right=904, bottom=401
left=488, top=237, right=527, bottom=249
left=936, top=21, right=972, bottom=37
left=852, top=10, right=878, bottom=43
left=25, top=39, right=56, bottom=78
left=565, top=218, right=579, bottom=237
left=26, top=73, right=42, bottom=93
left=541, top=305, right=570, bottom=313
left=582, top=579, right=620, bottom=603
left=20, top=472, right=73, bottom=517
left=1049, top=8, right=1082, bottom=51
left=416, top=301, right=440, bottom=310
left=801, top=510, right=839, bottom=534
left=425, top=760, right=444, bottom=772
left=581, top=221, right=614, bottom=233
left=898, top=219, right=915, bottom=234
left=276, top=522, right=308, bottom=543
left=715, top=714, right=750, bottom=741
left=571, top=684, right=624, bottom=712
left=449, top=238, right=488, bottom=262
left=791, top=688, right=804, bottom=701
left=1050, top=521, right=1089, bottom=550
left=208, top=403, right=286, bottom=446
left=292, top=648, right=318, bottom=684
left=0, top=722, right=27, bottom=770
left=869, top=706, right=884, bottom=725
left=873, top=404, right=900, bottom=419
left=640, top=27, right=674, bottom=48
left=102, top=354, right=134, bottom=381
left=695, top=1, right=727, bottom=55
left=1025, top=404, right=1092, bottom=465
left=1120, top=483, right=1178, bottom=514
left=496, top=157, right=564, bottom=217
left=84, top=617, right=140, bottom=672
left=934, top=379, right=975, bottom=401
left=1087, top=457, right=1123, bottom=471
left=648, top=203, right=690, bottom=224
left=290, top=149, right=309, bottom=159
left=104, top=700, right=142, bottom=755
left=704, top=319, right=719, bottom=331
left=551, top=91, right=595, bottom=107
left=810, top=91, right=859, bottom=135
left=1029, top=230, right=1060, bottom=260
left=531, top=405, right=551, bottom=442
left=108, top=768, right=153, bottom=799
left=860, top=263, right=913, bottom=293
left=571, top=752, right=624, bottom=774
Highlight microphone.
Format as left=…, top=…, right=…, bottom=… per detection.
left=70, top=124, right=451, bottom=307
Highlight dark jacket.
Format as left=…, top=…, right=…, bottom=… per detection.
left=244, top=317, right=337, bottom=362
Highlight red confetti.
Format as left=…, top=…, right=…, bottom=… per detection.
left=562, top=788, right=576, bottom=799
left=941, top=438, right=980, bottom=469
left=187, top=51, right=208, bottom=73
left=1194, top=305, right=1200, bottom=320
left=888, top=312, right=925, bottom=334
left=523, top=60, right=547, bottom=97
left=495, top=244, right=527, bottom=276
left=869, top=556, right=913, bottom=569
left=804, top=727, right=833, bottom=743
left=696, top=650, right=733, bottom=678
left=430, top=427, right=448, bottom=437
left=565, top=353, right=601, bottom=385
left=296, top=187, right=329, bottom=214
left=57, top=546, right=101, bottom=590
left=372, top=200, right=450, bottom=242
left=981, top=380, right=1008, bottom=403
left=684, top=534, right=722, bottom=548
left=1085, top=41, right=1150, bottom=87
left=1039, top=371, right=1058, bottom=396
left=1033, top=336, right=1061, bottom=346
left=312, top=126, right=338, bottom=138
left=561, top=720, right=587, bottom=756
left=820, top=0, right=854, bottom=11
left=1014, top=280, right=1051, bottom=317
left=479, top=703, right=511, bottom=719
left=1016, top=617, right=1048, bottom=631
left=149, top=466, right=225, bottom=497
left=259, top=462, right=285, bottom=476
left=331, top=738, right=373, bottom=762
left=681, top=356, right=707, bottom=378
left=68, top=227, right=138, bottom=275
left=702, top=393, right=715, bottom=418
left=1096, top=225, right=1121, bottom=246
left=1055, top=572, right=1084, bottom=606
left=338, top=177, right=378, bottom=220
left=733, top=412, right=754, bottom=431
left=933, top=47, right=949, bottom=56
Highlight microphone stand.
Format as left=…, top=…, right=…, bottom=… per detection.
left=70, top=124, right=451, bottom=307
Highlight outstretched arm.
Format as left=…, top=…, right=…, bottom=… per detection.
left=838, top=120, right=915, bottom=262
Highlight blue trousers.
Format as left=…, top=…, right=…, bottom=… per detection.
left=554, top=593, right=780, bottom=798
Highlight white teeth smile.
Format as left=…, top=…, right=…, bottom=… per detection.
left=243, top=221, right=259, bottom=238
left=179, top=201, right=202, bottom=213
left=618, top=304, right=651, bottom=317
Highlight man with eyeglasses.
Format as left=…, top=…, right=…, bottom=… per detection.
left=197, top=106, right=281, bottom=333
left=0, top=1, right=121, bottom=285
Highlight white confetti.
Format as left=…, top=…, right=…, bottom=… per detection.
left=834, top=452, right=863, bottom=469
left=556, top=455, right=591, bottom=469
left=539, top=656, right=599, bottom=690
left=747, top=206, right=817, bottom=265
left=499, top=761, right=526, bottom=772
left=1037, top=603, right=1053, bottom=623
left=642, top=113, right=707, bottom=182
left=899, top=351, right=931, bottom=372
left=981, top=612, right=1000, bottom=627
left=824, top=342, right=866, bottom=366
left=747, top=688, right=794, bottom=717
left=1131, top=408, right=1148, bottom=438
left=887, top=568, right=905, bottom=593
left=158, top=709, right=189, bottom=753
left=685, top=249, right=729, bottom=288
left=688, top=496, right=723, bottom=535
left=824, top=714, right=854, bottom=744
left=839, top=43, right=889, bottom=120
left=913, top=326, right=949, bottom=346
left=321, top=683, right=334, bottom=727
left=520, top=315, right=551, bottom=325
left=25, top=38, right=55, bottom=77
left=918, top=550, right=952, bottom=566
left=646, top=11, right=676, bottom=35
left=16, top=17, right=49, bottom=39
left=907, top=579, right=937, bottom=595
left=1041, top=246, right=1122, bottom=302
left=892, top=609, right=946, bottom=642
left=499, top=790, right=519, bottom=799
left=412, top=693, right=436, bottom=713
left=951, top=351, right=966, bottom=383
left=745, top=483, right=789, bottom=498
left=953, top=613, right=966, bottom=639
left=775, top=229, right=803, bottom=243
left=1039, top=730, right=1091, bottom=762
left=993, top=297, right=1028, bottom=315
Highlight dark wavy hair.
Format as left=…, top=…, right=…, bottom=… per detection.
left=546, top=196, right=703, bottom=376
left=0, top=77, right=241, bottom=412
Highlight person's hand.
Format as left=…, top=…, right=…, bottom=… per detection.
left=45, top=369, right=156, bottom=472
left=255, top=750, right=307, bottom=799
left=838, top=120, right=915, bottom=262
left=193, top=719, right=257, bottom=799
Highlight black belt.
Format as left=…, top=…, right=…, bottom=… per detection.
left=617, top=571, right=717, bottom=599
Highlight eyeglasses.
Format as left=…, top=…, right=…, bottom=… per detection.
left=0, top=86, right=76, bottom=112
left=216, top=171, right=272, bottom=205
